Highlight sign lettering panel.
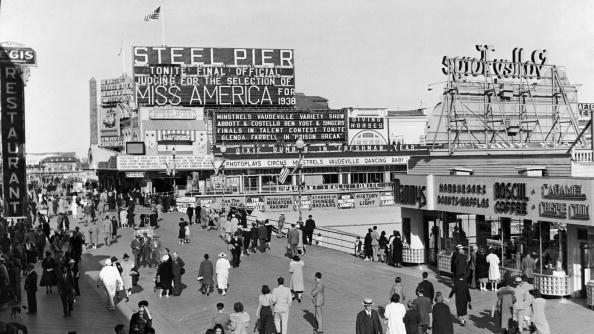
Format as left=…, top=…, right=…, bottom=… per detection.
left=133, top=46, right=295, bottom=107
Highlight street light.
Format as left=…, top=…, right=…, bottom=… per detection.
left=220, top=145, right=227, bottom=197
left=295, top=137, right=305, bottom=222
left=172, top=147, right=176, bottom=197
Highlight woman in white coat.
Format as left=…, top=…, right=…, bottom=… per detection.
left=70, top=196, right=78, bottom=219
left=289, top=255, right=305, bottom=302
left=486, top=248, right=501, bottom=291
left=384, top=293, right=406, bottom=334
left=216, top=252, right=231, bottom=296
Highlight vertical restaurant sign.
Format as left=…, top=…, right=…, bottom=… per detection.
left=133, top=46, right=295, bottom=107
left=337, top=193, right=355, bottom=209
left=1, top=64, right=27, bottom=217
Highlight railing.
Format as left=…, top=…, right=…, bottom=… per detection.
left=572, top=149, right=594, bottom=163
left=246, top=216, right=359, bottom=255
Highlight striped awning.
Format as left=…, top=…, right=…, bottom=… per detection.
left=157, top=129, right=196, bottom=141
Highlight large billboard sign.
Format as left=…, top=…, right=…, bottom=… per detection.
left=214, top=110, right=346, bottom=143
left=100, top=75, right=134, bottom=106
left=133, top=47, right=295, bottom=107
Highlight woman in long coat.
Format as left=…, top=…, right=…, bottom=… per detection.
left=448, top=276, right=471, bottom=326
left=171, top=252, right=185, bottom=296
left=39, top=251, right=57, bottom=294
left=529, top=290, right=550, bottom=334
left=496, top=285, right=516, bottom=331
left=120, top=253, right=135, bottom=299
left=156, top=254, right=173, bottom=297
left=198, top=254, right=214, bottom=295
left=486, top=249, right=501, bottom=291
left=476, top=248, right=489, bottom=291
left=392, top=233, right=404, bottom=267
left=289, top=256, right=304, bottom=302
left=364, top=229, right=373, bottom=261
left=432, top=292, right=454, bottom=334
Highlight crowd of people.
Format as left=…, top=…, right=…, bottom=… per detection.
left=1, top=182, right=554, bottom=334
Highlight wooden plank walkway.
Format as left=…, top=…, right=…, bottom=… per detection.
left=3, top=211, right=594, bottom=333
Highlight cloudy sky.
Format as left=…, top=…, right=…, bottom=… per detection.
left=1, top=0, right=593, bottom=155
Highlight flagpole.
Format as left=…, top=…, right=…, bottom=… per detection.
left=121, top=38, right=125, bottom=75
left=161, top=0, right=166, bottom=46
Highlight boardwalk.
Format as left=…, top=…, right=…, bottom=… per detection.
left=3, top=211, right=594, bottom=333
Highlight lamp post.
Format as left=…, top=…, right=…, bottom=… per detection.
left=172, top=147, right=176, bottom=197
left=295, top=137, right=305, bottom=223
left=220, top=145, right=227, bottom=197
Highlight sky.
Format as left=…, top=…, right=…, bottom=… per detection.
left=1, top=0, right=594, bottom=156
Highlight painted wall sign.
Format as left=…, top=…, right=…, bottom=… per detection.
left=133, top=46, right=295, bottom=107
left=293, top=195, right=312, bottom=211
left=379, top=191, right=395, bottom=206
left=1, top=64, right=27, bottom=217
left=539, top=183, right=589, bottom=221
left=493, top=182, right=529, bottom=216
left=265, top=195, right=293, bottom=211
left=245, top=196, right=265, bottom=212
left=578, top=103, right=594, bottom=120
left=348, top=117, right=384, bottom=129
left=215, top=110, right=346, bottom=143
left=125, top=172, right=145, bottom=178
left=354, top=192, right=379, bottom=207
left=311, top=194, right=337, bottom=208
left=436, top=182, right=489, bottom=210
left=100, top=75, right=134, bottom=105
left=148, top=107, right=197, bottom=120
left=337, top=193, right=355, bottom=209
left=217, top=143, right=432, bottom=155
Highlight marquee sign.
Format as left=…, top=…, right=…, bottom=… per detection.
left=214, top=110, right=346, bottom=143
left=133, top=46, right=295, bottom=107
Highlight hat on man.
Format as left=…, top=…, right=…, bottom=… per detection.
left=138, top=300, right=149, bottom=307
left=180, top=218, right=186, bottom=222
left=218, top=252, right=227, bottom=258
left=514, top=276, right=523, bottom=283
left=456, top=244, right=463, bottom=249
left=362, top=298, right=374, bottom=306
left=161, top=254, right=170, bottom=262
left=123, top=253, right=130, bottom=259
left=105, top=258, right=112, bottom=266
left=69, top=259, right=76, bottom=264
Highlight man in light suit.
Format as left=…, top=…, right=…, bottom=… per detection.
left=370, top=226, right=380, bottom=262
left=272, top=276, right=292, bottom=334
left=311, top=272, right=325, bottom=333
left=287, top=224, right=300, bottom=258
left=355, top=298, right=383, bottom=334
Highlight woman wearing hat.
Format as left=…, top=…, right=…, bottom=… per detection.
left=216, top=252, right=231, bottom=296
left=448, top=275, right=471, bottom=326
left=289, top=256, right=304, bottom=302
left=40, top=251, right=57, bottom=294
left=156, top=254, right=173, bottom=298
left=486, top=248, right=501, bottom=291
left=120, top=253, right=135, bottom=301
left=432, top=292, right=454, bottom=334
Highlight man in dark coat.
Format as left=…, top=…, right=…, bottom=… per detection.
left=57, top=266, right=75, bottom=317
left=257, top=222, right=268, bottom=253
left=304, top=215, right=316, bottom=245
left=186, top=206, right=194, bottom=226
left=452, top=244, right=468, bottom=279
left=355, top=298, right=383, bottom=334
left=413, top=288, right=432, bottom=334
left=197, top=254, right=214, bottom=295
left=416, top=271, right=435, bottom=302
left=130, top=300, right=153, bottom=334
left=24, top=263, right=38, bottom=314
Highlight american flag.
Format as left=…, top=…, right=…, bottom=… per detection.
left=278, top=167, right=290, bottom=184
left=144, top=6, right=160, bottom=21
